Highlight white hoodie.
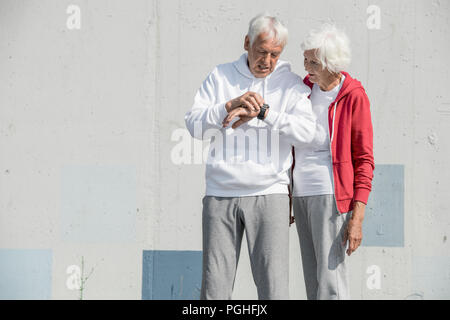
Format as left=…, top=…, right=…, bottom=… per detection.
left=185, top=53, right=316, bottom=197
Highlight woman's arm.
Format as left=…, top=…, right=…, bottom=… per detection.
left=343, top=88, right=374, bottom=256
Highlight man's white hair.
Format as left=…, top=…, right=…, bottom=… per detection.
left=247, top=13, right=288, bottom=47
left=301, top=24, right=351, bottom=73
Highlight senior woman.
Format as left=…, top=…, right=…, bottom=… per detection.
left=292, top=24, right=374, bottom=300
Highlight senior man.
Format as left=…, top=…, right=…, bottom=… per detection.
left=185, top=14, right=315, bottom=300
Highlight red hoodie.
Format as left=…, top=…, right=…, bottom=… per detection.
left=302, top=71, right=375, bottom=214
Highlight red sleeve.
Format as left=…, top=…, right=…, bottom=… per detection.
left=350, top=88, right=375, bottom=205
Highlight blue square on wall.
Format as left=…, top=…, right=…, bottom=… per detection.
left=142, top=250, right=202, bottom=300
left=362, top=164, right=404, bottom=247
left=0, top=249, right=52, bottom=299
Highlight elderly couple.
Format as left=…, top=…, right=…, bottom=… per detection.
left=185, top=14, right=374, bottom=300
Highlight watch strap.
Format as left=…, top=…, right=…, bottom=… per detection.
left=257, top=104, right=269, bottom=120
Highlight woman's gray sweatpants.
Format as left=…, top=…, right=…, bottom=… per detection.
left=293, top=194, right=351, bottom=300
left=201, top=194, right=290, bottom=300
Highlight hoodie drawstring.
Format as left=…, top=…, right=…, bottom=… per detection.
left=263, top=77, right=267, bottom=100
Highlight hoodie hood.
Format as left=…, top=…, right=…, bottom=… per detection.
left=233, top=53, right=292, bottom=80
left=303, top=71, right=365, bottom=103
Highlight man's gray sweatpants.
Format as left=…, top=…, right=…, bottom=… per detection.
left=201, top=194, right=290, bottom=300
left=293, top=194, right=351, bottom=300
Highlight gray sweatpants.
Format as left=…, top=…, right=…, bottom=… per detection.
left=293, top=194, right=351, bottom=300
left=201, top=194, right=290, bottom=300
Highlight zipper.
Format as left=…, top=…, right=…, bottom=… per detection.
left=329, top=101, right=341, bottom=214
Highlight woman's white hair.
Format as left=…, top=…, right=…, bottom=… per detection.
left=247, top=13, right=288, bottom=47
left=301, top=23, right=351, bottom=73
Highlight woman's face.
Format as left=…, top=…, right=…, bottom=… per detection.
left=303, top=49, right=330, bottom=84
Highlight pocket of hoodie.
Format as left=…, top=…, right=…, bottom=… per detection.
left=332, top=161, right=354, bottom=200
left=206, top=160, right=278, bottom=189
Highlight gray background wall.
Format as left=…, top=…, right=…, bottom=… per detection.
left=0, top=0, right=449, bottom=299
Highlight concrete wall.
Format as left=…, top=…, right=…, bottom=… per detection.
left=0, top=0, right=449, bottom=299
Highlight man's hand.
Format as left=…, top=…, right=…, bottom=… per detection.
left=342, top=201, right=365, bottom=256
left=225, top=92, right=264, bottom=113
left=222, top=107, right=258, bottom=128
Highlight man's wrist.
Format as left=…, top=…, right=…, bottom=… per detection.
left=257, top=104, right=270, bottom=120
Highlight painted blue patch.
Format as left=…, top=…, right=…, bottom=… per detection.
left=412, top=256, right=450, bottom=299
left=142, top=250, right=202, bottom=300
left=0, top=249, right=52, bottom=299
left=362, top=164, right=404, bottom=247
left=61, top=165, right=136, bottom=243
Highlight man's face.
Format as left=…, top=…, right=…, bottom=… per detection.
left=245, top=32, right=284, bottom=78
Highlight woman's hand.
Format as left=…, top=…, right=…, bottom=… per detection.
left=342, top=201, right=365, bottom=256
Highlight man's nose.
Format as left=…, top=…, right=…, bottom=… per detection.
left=264, top=53, right=271, bottom=64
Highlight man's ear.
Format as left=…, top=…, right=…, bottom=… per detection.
left=244, top=35, right=250, bottom=51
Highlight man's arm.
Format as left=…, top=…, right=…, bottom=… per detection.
left=223, top=81, right=316, bottom=146
left=185, top=70, right=266, bottom=139
left=184, top=69, right=229, bottom=140
left=262, top=86, right=316, bottom=146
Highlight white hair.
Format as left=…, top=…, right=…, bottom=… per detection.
left=247, top=13, right=288, bottom=47
left=301, top=24, right=351, bottom=73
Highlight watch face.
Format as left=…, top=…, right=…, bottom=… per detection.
left=257, top=106, right=267, bottom=120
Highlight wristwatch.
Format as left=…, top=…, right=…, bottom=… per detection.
left=257, top=104, right=269, bottom=120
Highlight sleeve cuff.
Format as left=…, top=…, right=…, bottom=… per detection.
left=353, top=188, right=371, bottom=205
left=212, top=103, right=228, bottom=125
left=264, top=109, right=279, bottom=127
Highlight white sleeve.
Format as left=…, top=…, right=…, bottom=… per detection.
left=184, top=69, right=228, bottom=140
left=264, top=84, right=316, bottom=147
